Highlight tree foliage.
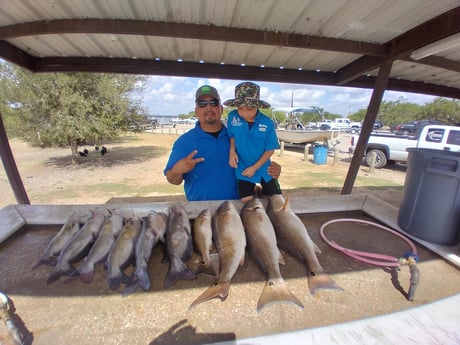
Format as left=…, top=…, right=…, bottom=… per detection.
left=349, top=96, right=460, bottom=127
left=0, top=62, right=145, bottom=155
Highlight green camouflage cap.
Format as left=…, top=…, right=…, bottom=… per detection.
left=195, top=85, right=220, bottom=101
left=223, top=82, right=271, bottom=108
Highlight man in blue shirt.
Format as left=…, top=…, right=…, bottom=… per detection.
left=164, top=85, right=280, bottom=201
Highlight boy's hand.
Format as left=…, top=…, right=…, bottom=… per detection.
left=242, top=166, right=256, bottom=178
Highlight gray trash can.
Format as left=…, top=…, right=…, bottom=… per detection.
left=397, top=148, right=460, bottom=245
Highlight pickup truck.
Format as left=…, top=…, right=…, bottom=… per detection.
left=318, top=118, right=360, bottom=132
left=350, top=125, right=460, bottom=168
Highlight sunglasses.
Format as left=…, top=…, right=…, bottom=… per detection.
left=197, top=99, right=220, bottom=108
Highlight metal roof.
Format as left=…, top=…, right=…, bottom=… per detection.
left=1, top=0, right=460, bottom=99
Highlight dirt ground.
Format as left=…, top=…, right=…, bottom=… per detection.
left=0, top=125, right=407, bottom=208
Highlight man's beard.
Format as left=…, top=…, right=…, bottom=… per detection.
left=203, top=113, right=218, bottom=125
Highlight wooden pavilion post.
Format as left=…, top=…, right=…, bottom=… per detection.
left=0, top=112, right=30, bottom=204
left=342, top=61, right=393, bottom=195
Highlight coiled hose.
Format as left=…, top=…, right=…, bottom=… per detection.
left=319, top=218, right=420, bottom=301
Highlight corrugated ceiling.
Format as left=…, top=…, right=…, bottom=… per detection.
left=1, top=0, right=460, bottom=98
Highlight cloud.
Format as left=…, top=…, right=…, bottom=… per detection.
left=140, top=76, right=439, bottom=117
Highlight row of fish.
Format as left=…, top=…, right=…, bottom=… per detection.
left=189, top=195, right=342, bottom=312
left=33, top=194, right=342, bottom=311
left=32, top=207, right=176, bottom=294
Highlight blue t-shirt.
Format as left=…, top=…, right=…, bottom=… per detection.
left=227, top=109, right=279, bottom=183
left=164, top=122, right=239, bottom=201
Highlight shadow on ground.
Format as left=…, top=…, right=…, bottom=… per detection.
left=44, top=145, right=169, bottom=168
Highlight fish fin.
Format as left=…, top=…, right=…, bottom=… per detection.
left=281, top=196, right=290, bottom=211
left=278, top=251, right=286, bottom=266
left=188, top=282, right=231, bottom=310
left=122, top=276, right=141, bottom=297
left=32, top=256, right=58, bottom=270
left=108, top=272, right=131, bottom=291
left=239, top=253, right=245, bottom=266
left=78, top=267, right=95, bottom=284
left=308, top=273, right=344, bottom=294
left=164, top=259, right=196, bottom=289
left=78, top=259, right=96, bottom=283
left=137, top=269, right=151, bottom=291
left=195, top=260, right=218, bottom=277
left=47, top=270, right=65, bottom=285
left=257, top=280, right=304, bottom=312
left=31, top=262, right=43, bottom=271
left=62, top=275, right=80, bottom=285
left=313, top=243, right=322, bottom=254
left=46, top=265, right=78, bottom=285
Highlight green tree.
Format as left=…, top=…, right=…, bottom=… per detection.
left=420, top=98, right=460, bottom=125
left=0, top=62, right=145, bottom=157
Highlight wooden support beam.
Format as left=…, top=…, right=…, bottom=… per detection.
left=0, top=112, right=30, bottom=204
left=342, top=61, right=393, bottom=195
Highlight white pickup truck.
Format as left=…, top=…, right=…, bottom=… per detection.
left=350, top=125, right=460, bottom=168
left=317, top=118, right=361, bottom=132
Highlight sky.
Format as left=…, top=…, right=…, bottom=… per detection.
left=140, top=76, right=439, bottom=118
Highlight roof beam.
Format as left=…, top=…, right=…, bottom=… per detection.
left=0, top=40, right=35, bottom=70
left=0, top=18, right=384, bottom=56
left=336, top=6, right=460, bottom=85
left=402, top=56, right=460, bottom=74
left=32, top=57, right=460, bottom=99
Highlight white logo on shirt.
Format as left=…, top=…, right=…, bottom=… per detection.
left=231, top=117, right=243, bottom=127
left=258, top=124, right=267, bottom=132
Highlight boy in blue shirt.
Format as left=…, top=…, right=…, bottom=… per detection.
left=224, top=82, right=282, bottom=203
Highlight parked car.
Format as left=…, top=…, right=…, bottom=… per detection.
left=349, top=124, right=460, bottom=168
left=149, top=119, right=159, bottom=129
left=184, top=117, right=197, bottom=124
left=373, top=120, right=383, bottom=129
left=393, top=119, right=442, bottom=136
left=127, top=122, right=142, bottom=131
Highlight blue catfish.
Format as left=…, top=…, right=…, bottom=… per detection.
left=164, top=204, right=196, bottom=288
left=32, top=211, right=83, bottom=270
left=266, top=194, right=343, bottom=294
left=106, top=217, right=142, bottom=290
left=123, top=211, right=168, bottom=295
left=77, top=209, right=125, bottom=283
left=46, top=208, right=108, bottom=284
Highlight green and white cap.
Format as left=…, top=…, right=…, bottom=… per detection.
left=195, top=85, right=220, bottom=101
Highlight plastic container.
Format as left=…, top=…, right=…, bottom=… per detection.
left=313, top=145, right=328, bottom=165
left=397, top=148, right=460, bottom=245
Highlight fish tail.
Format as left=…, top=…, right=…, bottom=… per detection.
left=308, top=273, right=344, bottom=294
left=78, top=267, right=95, bottom=284
left=257, top=280, right=304, bottom=312
left=122, top=277, right=140, bottom=297
left=47, top=270, right=65, bottom=285
left=31, top=261, right=44, bottom=271
left=108, top=271, right=131, bottom=291
left=77, top=259, right=95, bottom=283
left=32, top=256, right=58, bottom=270
left=164, top=260, right=196, bottom=289
left=137, top=269, right=151, bottom=291
left=188, top=282, right=230, bottom=310
left=46, top=265, right=78, bottom=285
left=62, top=275, right=80, bottom=285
